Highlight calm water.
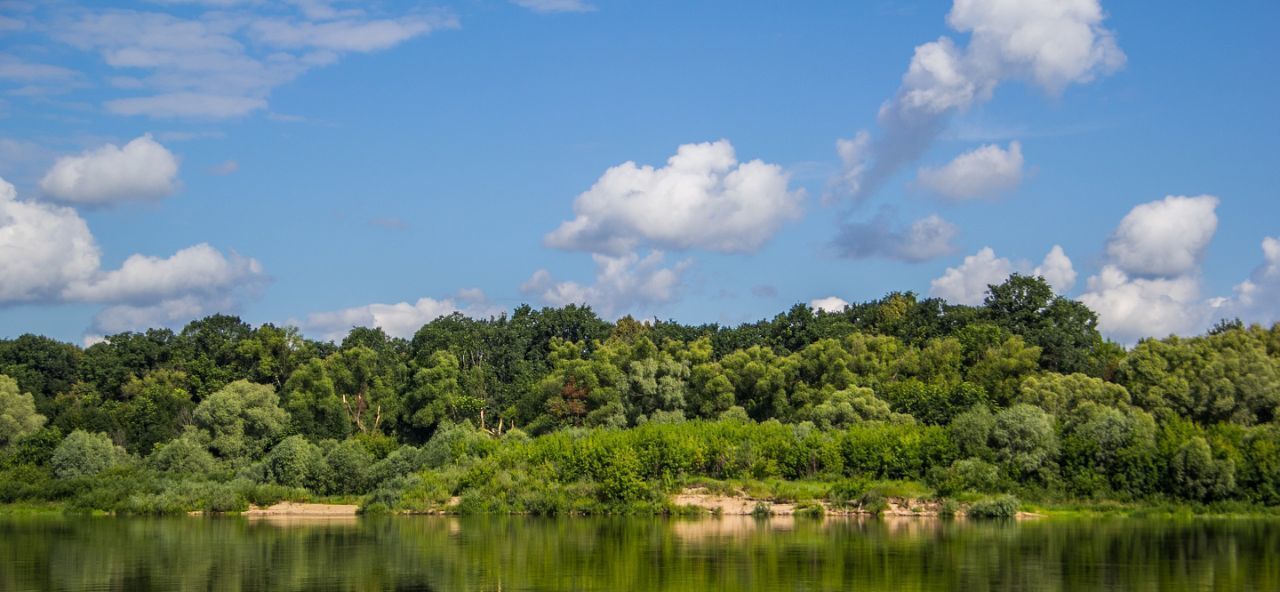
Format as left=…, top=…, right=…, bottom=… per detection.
left=1, top=515, right=1277, bottom=591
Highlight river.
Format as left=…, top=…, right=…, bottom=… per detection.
left=1, top=515, right=1277, bottom=590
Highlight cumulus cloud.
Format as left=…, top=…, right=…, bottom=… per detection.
left=49, top=5, right=454, bottom=118
left=512, top=0, right=595, bottom=13
left=522, top=251, right=690, bottom=318
left=1229, top=237, right=1280, bottom=324
left=929, top=247, right=1015, bottom=305
left=1104, top=195, right=1218, bottom=277
left=299, top=289, right=500, bottom=341
left=63, top=244, right=265, bottom=304
left=0, top=175, right=266, bottom=336
left=1080, top=196, right=1224, bottom=342
left=1080, top=266, right=1210, bottom=341
left=545, top=140, right=803, bottom=255
left=810, top=296, right=849, bottom=313
left=0, top=177, right=100, bottom=302
left=39, top=135, right=180, bottom=205
left=1034, top=244, right=1077, bottom=293
left=930, top=244, right=1076, bottom=305
left=830, top=0, right=1123, bottom=204
left=916, top=141, right=1024, bottom=199
left=833, top=211, right=958, bottom=262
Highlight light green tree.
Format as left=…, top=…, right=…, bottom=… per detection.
left=193, top=380, right=289, bottom=460
left=0, top=374, right=46, bottom=447
left=50, top=430, right=126, bottom=478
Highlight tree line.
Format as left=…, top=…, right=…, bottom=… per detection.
left=1, top=274, right=1278, bottom=513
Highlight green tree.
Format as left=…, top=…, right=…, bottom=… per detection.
left=112, top=369, right=193, bottom=454
left=1017, top=372, right=1130, bottom=417
left=0, top=374, right=46, bottom=447
left=50, top=430, right=126, bottom=478
left=1168, top=436, right=1235, bottom=502
left=281, top=359, right=348, bottom=441
left=404, top=350, right=483, bottom=434
left=147, top=431, right=217, bottom=476
left=966, top=336, right=1041, bottom=405
left=990, top=404, right=1058, bottom=482
left=192, top=380, right=289, bottom=460
left=328, top=345, right=403, bottom=435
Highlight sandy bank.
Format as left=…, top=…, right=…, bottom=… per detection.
left=242, top=502, right=359, bottom=517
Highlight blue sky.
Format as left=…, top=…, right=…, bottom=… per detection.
left=1, top=0, right=1277, bottom=345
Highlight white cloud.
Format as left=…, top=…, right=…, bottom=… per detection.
left=248, top=14, right=454, bottom=53
left=89, top=294, right=239, bottom=337
left=522, top=251, right=690, bottom=318
left=810, top=296, right=849, bottom=313
left=1079, top=265, right=1210, bottom=342
left=545, top=140, right=803, bottom=255
left=63, top=243, right=265, bottom=304
left=929, top=247, right=1014, bottom=305
left=833, top=211, right=958, bottom=262
left=1081, top=196, right=1222, bottom=342
left=827, top=131, right=871, bottom=203
left=947, top=0, right=1126, bottom=93
left=49, top=5, right=451, bottom=119
left=0, top=177, right=100, bottom=302
left=39, top=135, right=180, bottom=205
left=831, top=0, right=1123, bottom=203
left=512, top=0, right=595, bottom=13
left=0, top=54, right=77, bottom=83
left=0, top=175, right=266, bottom=336
left=1230, top=237, right=1280, bottom=324
left=299, top=289, right=500, bottom=341
left=916, top=141, right=1024, bottom=199
left=1104, top=195, right=1219, bottom=277
left=1034, top=244, right=1077, bottom=293
left=930, top=244, right=1075, bottom=305
left=107, top=94, right=268, bottom=119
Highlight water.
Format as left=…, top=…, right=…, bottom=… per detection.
left=1, top=515, right=1277, bottom=591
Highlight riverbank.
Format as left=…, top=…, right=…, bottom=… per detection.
left=5, top=497, right=1280, bottom=520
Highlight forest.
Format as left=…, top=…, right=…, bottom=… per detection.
left=1, top=274, right=1278, bottom=516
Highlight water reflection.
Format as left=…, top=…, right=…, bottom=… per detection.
left=1, top=515, right=1276, bottom=591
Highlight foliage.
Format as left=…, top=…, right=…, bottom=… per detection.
left=2, top=283, right=1279, bottom=512
left=0, top=374, right=46, bottom=446
left=192, top=380, right=289, bottom=460
left=967, top=495, right=1020, bottom=519
left=50, top=430, right=126, bottom=479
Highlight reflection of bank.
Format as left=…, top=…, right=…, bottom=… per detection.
left=669, top=514, right=948, bottom=543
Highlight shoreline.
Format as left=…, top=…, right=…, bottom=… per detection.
left=5, top=498, right=1278, bottom=520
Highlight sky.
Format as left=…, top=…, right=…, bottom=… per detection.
left=1, top=0, right=1278, bottom=346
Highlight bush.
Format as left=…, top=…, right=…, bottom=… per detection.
left=260, top=435, right=327, bottom=490
left=148, top=434, right=217, bottom=476
left=968, top=495, right=1020, bottom=519
left=51, top=430, right=126, bottom=479
left=422, top=422, right=497, bottom=468
left=324, top=439, right=374, bottom=495
left=933, top=458, right=1001, bottom=495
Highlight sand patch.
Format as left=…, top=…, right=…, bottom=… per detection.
left=243, top=502, right=359, bottom=517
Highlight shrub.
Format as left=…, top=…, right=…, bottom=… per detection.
left=933, top=458, right=1001, bottom=495
left=324, top=439, right=374, bottom=495
left=260, top=435, right=327, bottom=490
left=148, top=434, right=217, bottom=476
left=50, top=430, right=126, bottom=479
left=968, top=495, right=1020, bottom=519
